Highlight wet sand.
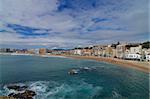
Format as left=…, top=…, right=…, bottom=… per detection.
left=48, top=54, right=150, bottom=73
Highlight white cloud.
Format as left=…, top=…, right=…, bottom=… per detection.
left=0, top=0, right=149, bottom=48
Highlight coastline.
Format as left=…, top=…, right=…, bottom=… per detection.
left=48, top=54, right=150, bottom=73
left=1, top=53, right=149, bottom=73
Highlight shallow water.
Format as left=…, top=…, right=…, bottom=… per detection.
left=0, top=55, right=149, bottom=99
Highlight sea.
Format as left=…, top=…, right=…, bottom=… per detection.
left=0, top=55, right=149, bottom=99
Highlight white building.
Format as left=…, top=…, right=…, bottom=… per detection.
left=146, top=54, right=150, bottom=61
left=144, top=48, right=150, bottom=55
left=130, top=45, right=142, bottom=54
left=124, top=45, right=143, bottom=61
left=125, top=53, right=141, bottom=60
left=74, top=49, right=82, bottom=55
left=34, top=49, right=39, bottom=54
left=116, top=44, right=126, bottom=58
left=145, top=48, right=150, bottom=61
left=92, top=45, right=106, bottom=56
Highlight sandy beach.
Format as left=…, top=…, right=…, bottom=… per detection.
left=48, top=54, right=150, bottom=73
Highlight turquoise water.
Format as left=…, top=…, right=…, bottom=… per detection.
left=0, top=55, right=149, bottom=99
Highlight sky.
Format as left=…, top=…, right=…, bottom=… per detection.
left=0, top=0, right=149, bottom=49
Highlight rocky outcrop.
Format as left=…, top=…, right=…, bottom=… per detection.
left=7, top=85, right=28, bottom=91
left=8, top=90, right=36, bottom=99
left=7, top=85, right=36, bottom=99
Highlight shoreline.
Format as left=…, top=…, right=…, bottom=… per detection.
left=48, top=54, right=150, bottom=73
left=1, top=53, right=149, bottom=73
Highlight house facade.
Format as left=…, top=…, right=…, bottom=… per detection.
left=92, top=45, right=107, bottom=56
left=39, top=48, right=46, bottom=55
left=82, top=48, right=93, bottom=56
left=125, top=53, right=141, bottom=60
left=73, top=49, right=82, bottom=55
left=130, top=45, right=142, bottom=54
left=116, top=44, right=126, bottom=58
left=125, top=45, right=142, bottom=60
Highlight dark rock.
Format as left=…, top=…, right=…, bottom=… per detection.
left=68, top=69, right=79, bottom=75
left=7, top=85, right=28, bottom=91
left=8, top=90, right=36, bottom=99
left=24, top=90, right=36, bottom=96
left=8, top=93, right=15, bottom=96
left=68, top=67, right=98, bottom=75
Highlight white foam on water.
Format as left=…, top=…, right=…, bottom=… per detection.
left=29, top=81, right=49, bottom=93
left=0, top=80, right=103, bottom=99
left=112, top=90, right=122, bottom=98
left=43, top=55, right=67, bottom=58
left=45, top=81, right=103, bottom=99
left=2, top=83, right=27, bottom=96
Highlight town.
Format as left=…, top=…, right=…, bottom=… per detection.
left=0, top=41, right=150, bottom=62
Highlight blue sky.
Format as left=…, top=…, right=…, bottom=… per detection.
left=0, top=0, right=149, bottom=48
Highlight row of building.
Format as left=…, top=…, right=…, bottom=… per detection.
left=0, top=42, right=150, bottom=61
left=72, top=44, right=150, bottom=61
left=0, top=48, right=67, bottom=55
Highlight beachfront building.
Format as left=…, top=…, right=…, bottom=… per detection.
left=130, top=45, right=142, bottom=54
left=125, top=45, right=143, bottom=61
left=81, top=47, right=93, bottom=56
left=68, top=50, right=74, bottom=55
left=0, top=48, right=15, bottom=53
left=34, top=49, right=39, bottom=55
left=27, top=49, right=36, bottom=54
left=16, top=49, right=28, bottom=54
left=144, top=48, right=150, bottom=61
left=50, top=49, right=63, bottom=55
left=73, top=49, right=82, bottom=55
left=39, top=48, right=46, bottom=55
left=112, top=48, right=117, bottom=58
left=125, top=53, right=141, bottom=60
left=116, top=44, right=126, bottom=59
left=92, top=45, right=107, bottom=56
left=146, top=54, right=150, bottom=61
left=105, top=45, right=116, bottom=57
left=61, top=50, right=72, bottom=55
left=144, top=48, right=150, bottom=55
left=92, top=46, right=99, bottom=56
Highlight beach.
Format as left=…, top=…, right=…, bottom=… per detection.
left=48, top=54, right=150, bottom=73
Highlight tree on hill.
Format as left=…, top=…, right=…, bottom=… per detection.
left=142, top=41, right=150, bottom=49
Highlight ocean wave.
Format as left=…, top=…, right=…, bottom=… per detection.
left=40, top=55, right=67, bottom=58
left=0, top=80, right=103, bottom=99
left=112, top=90, right=122, bottom=98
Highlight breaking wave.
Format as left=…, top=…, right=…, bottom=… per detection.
left=0, top=80, right=103, bottom=99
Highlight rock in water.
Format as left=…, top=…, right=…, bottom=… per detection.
left=8, top=90, right=36, bottom=99
left=7, top=85, right=28, bottom=91
left=68, top=69, right=79, bottom=75
left=7, top=84, right=36, bottom=99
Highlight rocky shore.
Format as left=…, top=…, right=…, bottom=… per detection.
left=4, top=84, right=36, bottom=99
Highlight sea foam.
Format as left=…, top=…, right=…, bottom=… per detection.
left=0, top=80, right=103, bottom=99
